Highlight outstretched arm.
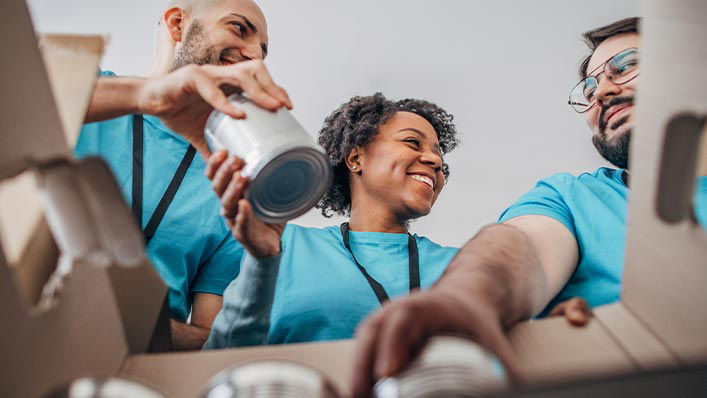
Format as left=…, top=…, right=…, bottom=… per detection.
left=352, top=215, right=579, bottom=397
left=84, top=60, right=292, bottom=157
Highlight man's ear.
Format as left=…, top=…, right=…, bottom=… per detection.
left=345, top=147, right=363, bottom=174
left=163, top=7, right=187, bottom=43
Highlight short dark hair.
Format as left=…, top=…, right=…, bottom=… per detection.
left=579, top=17, right=640, bottom=78
left=316, top=93, right=459, bottom=218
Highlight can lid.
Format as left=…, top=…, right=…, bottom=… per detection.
left=247, top=147, right=333, bottom=223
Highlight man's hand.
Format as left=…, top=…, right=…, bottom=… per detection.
left=138, top=60, right=292, bottom=156
left=351, top=290, right=522, bottom=398
left=86, top=60, right=292, bottom=157
left=548, top=297, right=591, bottom=326
left=206, top=151, right=285, bottom=258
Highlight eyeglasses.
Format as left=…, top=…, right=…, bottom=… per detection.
left=568, top=47, right=639, bottom=113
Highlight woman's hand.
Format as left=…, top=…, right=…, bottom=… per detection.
left=548, top=297, right=592, bottom=326
left=206, top=150, right=285, bottom=258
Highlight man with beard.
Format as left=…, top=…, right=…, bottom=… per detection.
left=351, top=17, right=707, bottom=396
left=78, top=0, right=292, bottom=350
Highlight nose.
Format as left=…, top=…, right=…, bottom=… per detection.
left=420, top=149, right=443, bottom=172
left=594, top=75, right=623, bottom=107
left=241, top=42, right=264, bottom=61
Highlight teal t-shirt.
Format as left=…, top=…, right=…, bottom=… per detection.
left=75, top=71, right=244, bottom=321
left=267, top=224, right=458, bottom=343
left=499, top=167, right=707, bottom=316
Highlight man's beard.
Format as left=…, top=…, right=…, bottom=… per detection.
left=592, top=96, right=633, bottom=169
left=171, top=20, right=245, bottom=71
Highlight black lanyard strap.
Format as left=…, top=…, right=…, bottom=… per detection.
left=339, top=222, right=420, bottom=305
left=132, top=114, right=196, bottom=245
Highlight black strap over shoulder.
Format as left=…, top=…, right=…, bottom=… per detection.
left=132, top=114, right=196, bottom=245
left=340, top=222, right=420, bottom=305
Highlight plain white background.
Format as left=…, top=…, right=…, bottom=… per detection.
left=27, top=0, right=640, bottom=247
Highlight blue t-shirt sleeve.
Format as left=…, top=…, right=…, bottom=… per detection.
left=191, top=233, right=244, bottom=296
left=98, top=69, right=117, bottom=77
left=498, top=174, right=577, bottom=238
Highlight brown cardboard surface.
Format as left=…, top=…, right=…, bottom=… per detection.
left=494, top=365, right=707, bottom=398
left=0, top=157, right=172, bottom=397
left=0, top=171, right=44, bottom=265
left=120, top=340, right=357, bottom=398
left=621, top=0, right=707, bottom=366
left=0, top=257, right=129, bottom=398
left=39, top=34, right=105, bottom=148
left=0, top=0, right=68, bottom=179
left=593, top=303, right=679, bottom=371
left=506, top=316, right=637, bottom=384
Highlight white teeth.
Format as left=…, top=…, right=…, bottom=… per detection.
left=410, top=174, right=433, bottom=189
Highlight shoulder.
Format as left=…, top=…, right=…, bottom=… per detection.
left=99, top=69, right=118, bottom=77
left=413, top=235, right=459, bottom=254
left=533, top=167, right=621, bottom=191
left=282, top=224, right=342, bottom=245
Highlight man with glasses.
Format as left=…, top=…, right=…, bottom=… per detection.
left=351, top=17, right=707, bottom=396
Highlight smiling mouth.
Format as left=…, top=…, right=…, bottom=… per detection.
left=604, top=104, right=632, bottom=125
left=410, top=174, right=434, bottom=190
left=220, top=58, right=236, bottom=66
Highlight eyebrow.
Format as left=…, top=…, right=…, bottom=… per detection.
left=228, top=13, right=268, bottom=57
left=398, top=128, right=442, bottom=153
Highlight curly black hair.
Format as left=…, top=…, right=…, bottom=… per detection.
left=316, top=93, right=460, bottom=218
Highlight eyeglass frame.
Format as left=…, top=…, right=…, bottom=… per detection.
left=568, top=47, right=640, bottom=114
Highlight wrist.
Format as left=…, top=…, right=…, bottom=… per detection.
left=250, top=241, right=282, bottom=260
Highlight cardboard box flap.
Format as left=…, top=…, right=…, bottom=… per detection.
left=0, top=171, right=45, bottom=265
left=120, top=340, right=358, bottom=398
left=593, top=303, right=679, bottom=370
left=0, top=257, right=129, bottom=398
left=0, top=0, right=68, bottom=179
left=507, top=316, right=637, bottom=384
left=35, top=157, right=169, bottom=353
left=621, top=0, right=707, bottom=366
left=39, top=34, right=105, bottom=148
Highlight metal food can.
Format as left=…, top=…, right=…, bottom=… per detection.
left=201, top=360, right=340, bottom=398
left=205, top=94, right=332, bottom=224
left=373, top=336, right=508, bottom=398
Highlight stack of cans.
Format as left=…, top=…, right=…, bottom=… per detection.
left=373, top=336, right=508, bottom=398
left=201, top=361, right=339, bottom=398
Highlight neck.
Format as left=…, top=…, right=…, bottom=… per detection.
left=348, top=201, right=409, bottom=234
left=149, top=47, right=175, bottom=77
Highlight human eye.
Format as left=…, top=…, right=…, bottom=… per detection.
left=230, top=21, right=246, bottom=37
left=403, top=137, right=421, bottom=148
left=583, top=82, right=597, bottom=101
left=611, top=52, right=639, bottom=76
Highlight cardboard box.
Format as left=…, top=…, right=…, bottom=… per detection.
left=0, top=0, right=705, bottom=397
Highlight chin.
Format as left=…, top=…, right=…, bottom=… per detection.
left=404, top=203, right=433, bottom=220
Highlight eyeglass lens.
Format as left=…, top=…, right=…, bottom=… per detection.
left=569, top=48, right=639, bottom=113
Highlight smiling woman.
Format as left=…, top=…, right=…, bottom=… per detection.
left=203, top=93, right=462, bottom=348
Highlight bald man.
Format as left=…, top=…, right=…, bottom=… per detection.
left=79, top=0, right=292, bottom=350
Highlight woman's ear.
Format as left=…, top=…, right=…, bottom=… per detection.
left=345, top=147, right=363, bottom=174
left=163, top=7, right=187, bottom=43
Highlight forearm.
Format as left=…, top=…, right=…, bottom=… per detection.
left=84, top=77, right=144, bottom=123
left=170, top=319, right=211, bottom=351
left=203, top=253, right=281, bottom=349
left=432, top=223, right=548, bottom=328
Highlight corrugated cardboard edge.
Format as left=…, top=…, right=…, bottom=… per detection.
left=39, top=34, right=105, bottom=147
left=507, top=316, right=637, bottom=384
left=593, top=303, right=679, bottom=370
left=0, top=0, right=68, bottom=179
left=120, top=340, right=357, bottom=398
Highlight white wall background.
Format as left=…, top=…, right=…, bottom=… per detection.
left=26, top=0, right=641, bottom=247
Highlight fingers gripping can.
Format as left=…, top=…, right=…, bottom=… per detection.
left=205, top=94, right=333, bottom=224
